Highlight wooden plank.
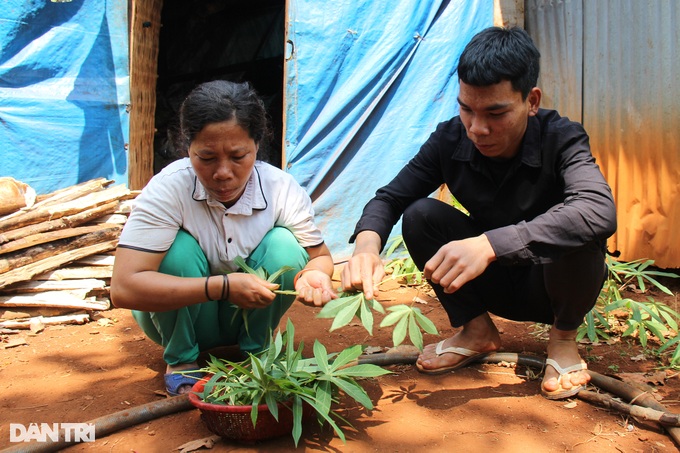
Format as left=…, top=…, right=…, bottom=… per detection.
left=1, top=307, right=84, bottom=320
left=0, top=225, right=122, bottom=274
left=0, top=314, right=90, bottom=329
left=92, top=213, right=128, bottom=224
left=0, top=184, right=129, bottom=232
left=0, top=240, right=118, bottom=289
left=0, top=290, right=110, bottom=311
left=73, top=254, right=116, bottom=267
left=1, top=278, right=107, bottom=293
left=0, top=201, right=120, bottom=245
left=34, top=266, right=114, bottom=281
left=3, top=178, right=112, bottom=220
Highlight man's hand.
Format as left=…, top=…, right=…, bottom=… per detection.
left=341, top=231, right=385, bottom=300
left=424, top=234, right=496, bottom=294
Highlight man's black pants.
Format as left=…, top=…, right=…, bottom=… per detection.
left=402, top=198, right=606, bottom=331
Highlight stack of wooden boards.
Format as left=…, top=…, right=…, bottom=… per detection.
left=0, top=178, right=137, bottom=332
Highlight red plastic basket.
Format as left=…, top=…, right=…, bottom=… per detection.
left=188, top=378, right=307, bottom=443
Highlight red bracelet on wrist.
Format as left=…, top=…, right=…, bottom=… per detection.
left=293, top=268, right=314, bottom=285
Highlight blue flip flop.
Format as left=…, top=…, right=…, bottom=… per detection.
left=164, top=371, right=204, bottom=396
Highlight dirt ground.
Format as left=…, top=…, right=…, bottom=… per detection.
left=2, top=274, right=680, bottom=453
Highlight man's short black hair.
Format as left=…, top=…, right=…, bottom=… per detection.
left=457, top=26, right=540, bottom=99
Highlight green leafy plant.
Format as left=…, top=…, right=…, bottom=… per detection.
left=234, top=243, right=438, bottom=351
left=379, top=304, right=438, bottom=351
left=194, top=319, right=391, bottom=446
left=231, top=256, right=296, bottom=334
left=313, top=234, right=436, bottom=349
left=383, top=235, right=423, bottom=286
left=316, top=291, right=385, bottom=335
left=578, top=256, right=680, bottom=367
left=316, top=290, right=439, bottom=350
left=233, top=255, right=295, bottom=290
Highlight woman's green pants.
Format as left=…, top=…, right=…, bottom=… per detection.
left=132, top=227, right=308, bottom=366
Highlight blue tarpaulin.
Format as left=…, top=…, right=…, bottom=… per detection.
left=0, top=0, right=491, bottom=262
left=284, top=0, right=492, bottom=259
left=0, top=0, right=129, bottom=194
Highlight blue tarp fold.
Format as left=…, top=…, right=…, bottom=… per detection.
left=0, top=0, right=129, bottom=194
left=285, top=0, right=492, bottom=259
left=1, top=0, right=491, bottom=261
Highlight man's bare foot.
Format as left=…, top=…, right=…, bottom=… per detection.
left=165, top=362, right=200, bottom=395
left=416, top=313, right=501, bottom=374
left=541, top=326, right=590, bottom=399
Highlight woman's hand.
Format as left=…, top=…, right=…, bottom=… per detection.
left=225, top=272, right=280, bottom=309
left=294, top=269, right=337, bottom=307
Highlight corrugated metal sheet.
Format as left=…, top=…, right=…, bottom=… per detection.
left=526, top=0, right=582, bottom=123
left=527, top=0, right=680, bottom=268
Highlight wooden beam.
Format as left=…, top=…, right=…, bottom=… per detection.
left=128, top=0, right=164, bottom=190
left=0, top=225, right=122, bottom=274
left=0, top=185, right=129, bottom=232
left=0, top=240, right=118, bottom=289
left=0, top=290, right=110, bottom=311
left=494, top=0, right=524, bottom=28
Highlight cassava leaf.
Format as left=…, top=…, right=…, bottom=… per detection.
left=264, top=392, right=280, bottom=421
left=312, top=340, right=330, bottom=374
left=230, top=307, right=252, bottom=337
left=291, top=396, right=304, bottom=447
left=317, top=295, right=357, bottom=318
left=384, top=235, right=405, bottom=257
left=670, top=344, right=680, bottom=367
left=233, top=256, right=258, bottom=276
left=329, top=344, right=363, bottom=371
left=297, top=393, right=346, bottom=443
left=313, top=379, right=333, bottom=418
left=658, top=335, right=680, bottom=353
left=392, top=315, right=409, bottom=347
left=408, top=314, right=423, bottom=350
left=330, top=299, right=361, bottom=331
left=331, top=377, right=374, bottom=410
left=380, top=309, right=408, bottom=328
left=359, top=297, right=374, bottom=335
left=334, top=363, right=391, bottom=378
left=268, top=265, right=294, bottom=283
left=414, top=308, right=439, bottom=335
left=367, top=297, right=386, bottom=314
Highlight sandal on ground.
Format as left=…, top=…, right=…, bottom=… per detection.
left=164, top=371, right=204, bottom=396
left=416, top=340, right=490, bottom=375
left=541, top=358, right=587, bottom=400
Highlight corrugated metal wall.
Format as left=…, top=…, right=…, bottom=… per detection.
left=526, top=0, right=582, bottom=123
left=527, top=0, right=680, bottom=268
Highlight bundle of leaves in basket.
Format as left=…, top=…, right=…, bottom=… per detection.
left=189, top=319, right=391, bottom=446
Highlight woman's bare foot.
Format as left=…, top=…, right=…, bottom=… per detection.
left=541, top=326, right=590, bottom=398
left=416, top=312, right=501, bottom=373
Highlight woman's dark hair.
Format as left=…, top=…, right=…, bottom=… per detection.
left=457, top=26, right=540, bottom=99
left=175, top=80, right=270, bottom=154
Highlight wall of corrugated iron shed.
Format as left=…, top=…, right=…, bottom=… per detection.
left=526, top=0, right=583, bottom=123
left=526, top=0, right=680, bottom=268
